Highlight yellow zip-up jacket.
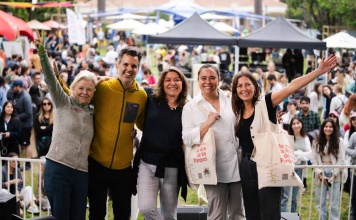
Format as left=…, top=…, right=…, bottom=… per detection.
left=90, top=78, right=147, bottom=169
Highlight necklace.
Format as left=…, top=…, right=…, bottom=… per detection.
left=167, top=101, right=179, bottom=110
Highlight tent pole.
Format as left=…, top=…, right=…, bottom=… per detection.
left=234, top=45, right=239, bottom=75
left=146, top=43, right=150, bottom=68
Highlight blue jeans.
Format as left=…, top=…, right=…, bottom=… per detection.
left=315, top=181, right=341, bottom=220
left=281, top=168, right=303, bottom=212
left=44, top=159, right=88, bottom=220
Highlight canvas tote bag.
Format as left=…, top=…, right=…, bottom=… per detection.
left=252, top=98, right=303, bottom=189
left=183, top=104, right=217, bottom=187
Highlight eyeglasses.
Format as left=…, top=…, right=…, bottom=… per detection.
left=42, top=103, right=52, bottom=106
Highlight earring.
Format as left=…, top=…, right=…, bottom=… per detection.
left=253, top=91, right=257, bottom=98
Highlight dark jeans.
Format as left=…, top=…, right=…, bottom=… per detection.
left=240, top=157, right=282, bottom=220
left=44, top=159, right=88, bottom=220
left=88, top=157, right=133, bottom=220
left=351, top=174, right=356, bottom=216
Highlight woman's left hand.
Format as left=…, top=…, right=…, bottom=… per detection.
left=317, top=54, right=337, bottom=75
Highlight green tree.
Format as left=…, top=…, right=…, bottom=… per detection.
left=1, top=0, right=69, bottom=22
left=281, top=0, right=356, bottom=28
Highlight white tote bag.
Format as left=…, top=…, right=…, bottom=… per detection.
left=183, top=104, right=217, bottom=187
left=252, top=99, right=303, bottom=189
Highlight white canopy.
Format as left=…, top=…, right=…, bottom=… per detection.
left=106, top=13, right=155, bottom=20
left=107, top=19, right=144, bottom=31
left=132, top=22, right=169, bottom=35
left=209, top=21, right=238, bottom=33
left=323, top=31, right=356, bottom=48
left=200, top=13, right=232, bottom=20
left=27, top=20, right=51, bottom=30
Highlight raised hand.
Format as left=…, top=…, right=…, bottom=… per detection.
left=34, top=30, right=45, bottom=54
left=52, top=61, right=59, bottom=77
left=317, top=54, right=337, bottom=74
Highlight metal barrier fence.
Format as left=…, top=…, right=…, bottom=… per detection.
left=1, top=157, right=356, bottom=220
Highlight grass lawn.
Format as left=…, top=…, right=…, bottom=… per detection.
left=21, top=165, right=351, bottom=220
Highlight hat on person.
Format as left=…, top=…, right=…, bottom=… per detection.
left=351, top=112, right=356, bottom=119
left=329, top=110, right=340, bottom=117
left=287, top=99, right=297, bottom=106
left=291, top=93, right=301, bottom=100
left=10, top=80, right=23, bottom=88
left=140, top=80, right=149, bottom=86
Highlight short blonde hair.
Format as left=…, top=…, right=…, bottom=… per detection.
left=70, top=70, right=98, bottom=94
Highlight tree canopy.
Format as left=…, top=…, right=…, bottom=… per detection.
left=281, top=0, right=356, bottom=28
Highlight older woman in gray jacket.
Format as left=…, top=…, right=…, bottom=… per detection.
left=36, top=37, right=98, bottom=220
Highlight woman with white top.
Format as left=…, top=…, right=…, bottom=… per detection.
left=311, top=119, right=346, bottom=220
left=281, top=117, right=311, bottom=213
left=309, top=83, right=323, bottom=113
left=182, top=64, right=244, bottom=219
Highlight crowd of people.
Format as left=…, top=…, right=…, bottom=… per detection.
left=2, top=30, right=356, bottom=220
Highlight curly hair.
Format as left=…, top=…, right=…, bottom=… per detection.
left=315, top=119, right=339, bottom=159
left=152, top=66, right=189, bottom=108
left=231, top=72, right=261, bottom=132
left=343, top=94, right=356, bottom=116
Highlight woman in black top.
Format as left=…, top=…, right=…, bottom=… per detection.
left=231, top=55, right=337, bottom=220
left=133, top=66, right=189, bottom=220
left=34, top=97, right=54, bottom=157
left=323, top=85, right=336, bottom=119
left=0, top=101, right=21, bottom=156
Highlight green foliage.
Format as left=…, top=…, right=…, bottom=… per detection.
left=282, top=0, right=356, bottom=28
left=0, top=0, right=68, bottom=22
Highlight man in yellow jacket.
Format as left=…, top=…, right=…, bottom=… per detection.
left=88, top=47, right=147, bottom=219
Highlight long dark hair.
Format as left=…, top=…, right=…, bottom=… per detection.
left=315, top=119, right=339, bottom=159
left=152, top=66, right=189, bottom=108
left=288, top=117, right=306, bottom=138
left=313, top=83, right=322, bottom=99
left=349, top=113, right=356, bottom=140
left=231, top=72, right=261, bottom=132
left=0, top=101, right=17, bottom=119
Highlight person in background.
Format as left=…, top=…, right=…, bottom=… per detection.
left=322, top=85, right=336, bottom=119
left=340, top=95, right=356, bottom=127
left=281, top=117, right=311, bottom=213
left=281, top=99, right=299, bottom=131
left=0, top=76, right=9, bottom=109
left=0, top=101, right=21, bottom=156
left=143, top=68, right=156, bottom=85
left=345, top=113, right=356, bottom=219
left=34, top=97, right=54, bottom=158
left=2, top=152, right=40, bottom=215
left=134, top=67, right=189, bottom=220
left=7, top=80, right=33, bottom=170
left=329, top=111, right=345, bottom=137
left=309, top=83, right=323, bottom=113
left=30, top=49, right=41, bottom=72
left=296, top=96, right=321, bottom=133
left=182, top=64, right=244, bottom=220
left=231, top=55, right=336, bottom=219
left=311, top=119, right=346, bottom=220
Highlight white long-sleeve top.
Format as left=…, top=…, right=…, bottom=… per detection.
left=182, top=91, right=240, bottom=183
left=294, top=136, right=312, bottom=165
left=311, top=138, right=347, bottom=183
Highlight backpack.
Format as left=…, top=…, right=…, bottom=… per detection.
left=335, top=96, right=347, bottom=114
